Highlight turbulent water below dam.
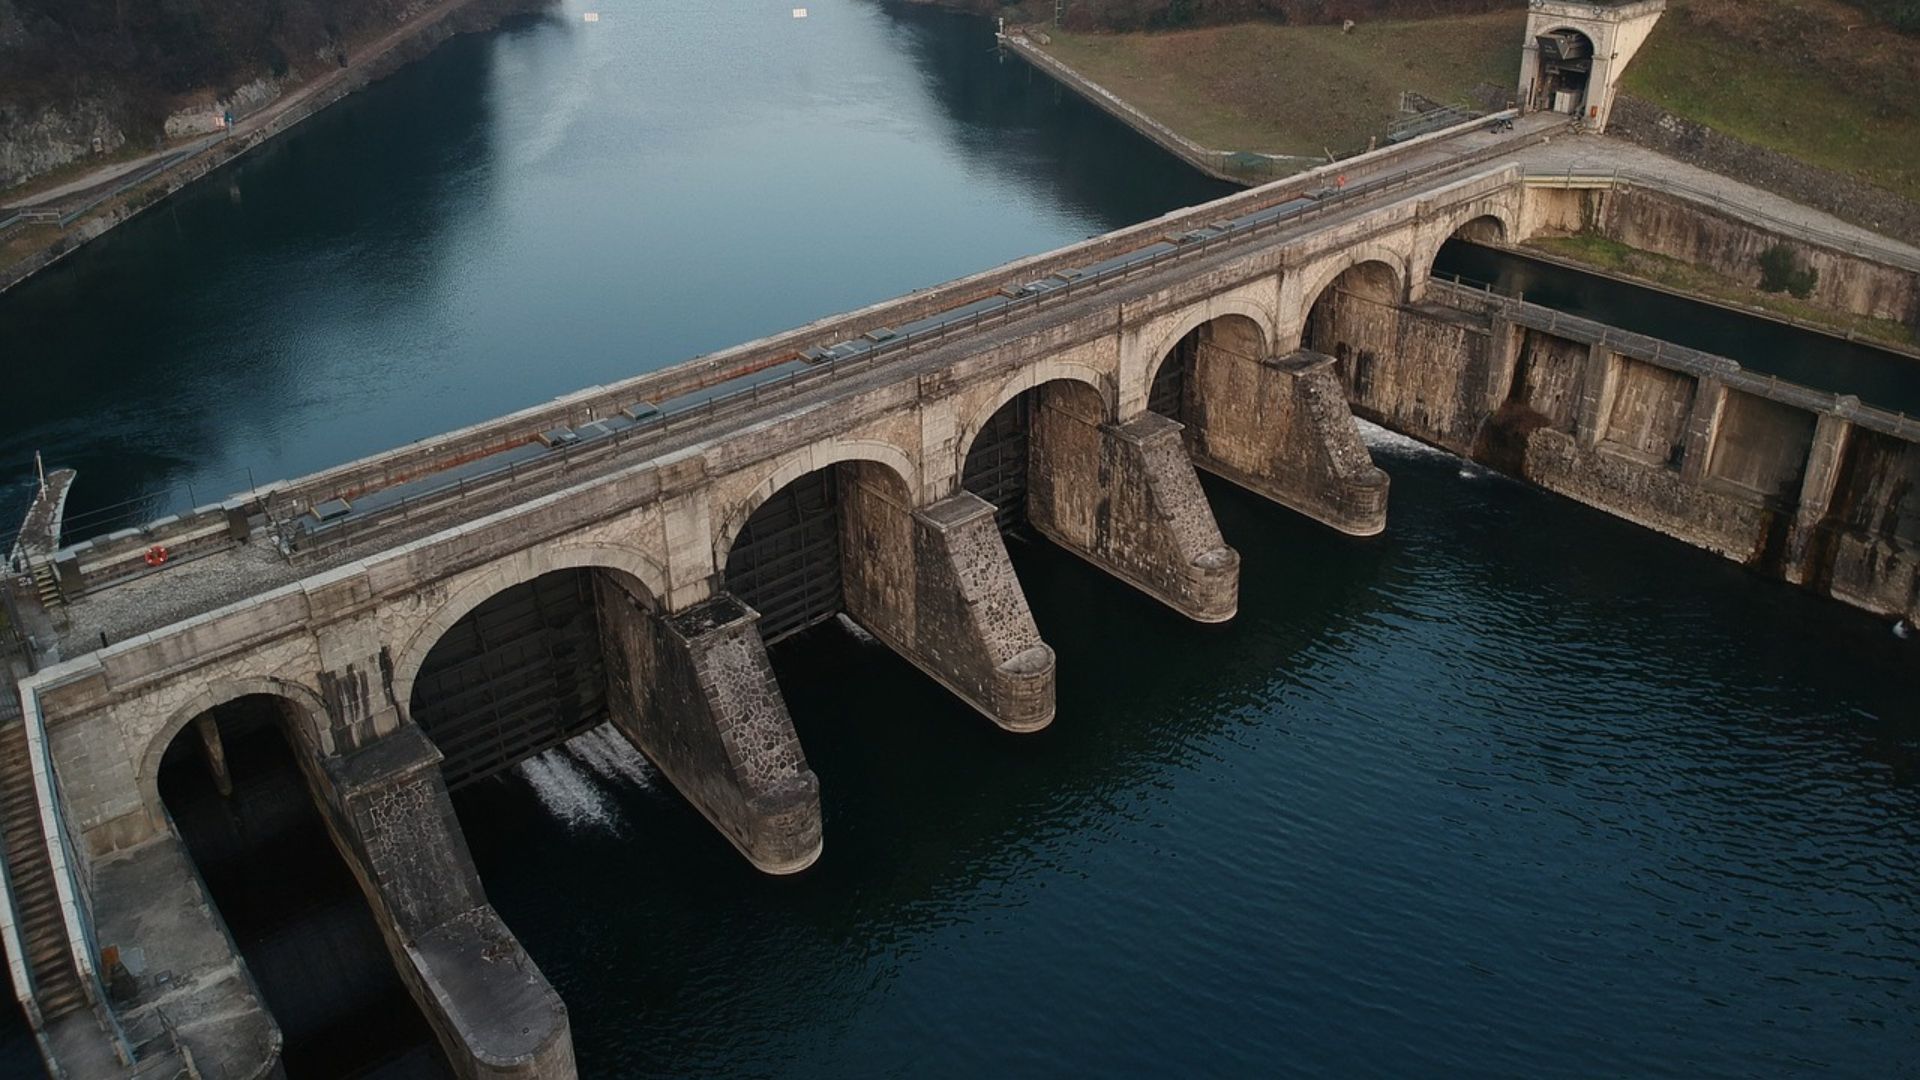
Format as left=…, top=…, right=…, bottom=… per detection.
left=2, top=2, right=1916, bottom=1076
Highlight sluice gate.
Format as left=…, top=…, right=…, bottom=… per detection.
left=962, top=395, right=1034, bottom=532
left=410, top=570, right=607, bottom=790
left=724, top=467, right=846, bottom=644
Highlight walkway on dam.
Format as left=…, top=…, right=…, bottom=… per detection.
left=30, top=121, right=1559, bottom=657
left=30, top=116, right=1918, bottom=662
left=1521, top=137, right=1920, bottom=268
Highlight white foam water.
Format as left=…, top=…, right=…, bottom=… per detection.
left=565, top=723, right=662, bottom=794
left=836, top=613, right=878, bottom=645
left=1355, top=418, right=1457, bottom=463
left=518, top=750, right=621, bottom=832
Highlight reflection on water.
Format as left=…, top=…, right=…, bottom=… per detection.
left=0, top=0, right=1228, bottom=541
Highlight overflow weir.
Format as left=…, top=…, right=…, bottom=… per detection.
left=3, top=119, right=1918, bottom=1076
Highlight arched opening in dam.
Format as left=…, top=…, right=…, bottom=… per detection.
left=1147, top=313, right=1270, bottom=428
left=960, top=378, right=1109, bottom=534
left=1305, top=259, right=1405, bottom=391
left=723, top=459, right=916, bottom=646
left=409, top=568, right=610, bottom=791
left=1527, top=26, right=1596, bottom=117
left=155, top=694, right=449, bottom=1077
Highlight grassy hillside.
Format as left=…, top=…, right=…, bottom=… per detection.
left=1621, top=0, right=1920, bottom=203
left=1044, top=11, right=1526, bottom=157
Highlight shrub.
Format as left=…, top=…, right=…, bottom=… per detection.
left=1758, top=244, right=1819, bottom=299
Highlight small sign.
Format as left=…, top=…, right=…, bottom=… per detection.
left=793, top=8, right=808, bottom=17
left=583, top=11, right=599, bottom=22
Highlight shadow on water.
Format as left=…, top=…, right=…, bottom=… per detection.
left=1433, top=240, right=1920, bottom=414
left=451, top=443, right=1916, bottom=1077
left=158, top=699, right=451, bottom=1078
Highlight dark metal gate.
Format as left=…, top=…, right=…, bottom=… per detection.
left=410, top=570, right=607, bottom=789
left=724, top=468, right=845, bottom=645
left=962, top=394, right=1032, bottom=532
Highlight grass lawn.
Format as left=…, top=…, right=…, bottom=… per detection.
left=1042, top=12, right=1526, bottom=158
left=1529, top=232, right=1918, bottom=349
left=1621, top=0, right=1920, bottom=203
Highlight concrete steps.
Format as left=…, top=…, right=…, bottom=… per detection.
left=0, top=718, right=89, bottom=1022
left=30, top=560, right=62, bottom=610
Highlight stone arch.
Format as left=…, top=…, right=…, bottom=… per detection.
left=713, top=439, right=919, bottom=574
left=139, top=677, right=331, bottom=836
left=953, top=360, right=1113, bottom=483
left=1420, top=204, right=1519, bottom=283
left=389, top=541, right=669, bottom=719
left=1297, top=244, right=1410, bottom=328
left=1137, top=300, right=1275, bottom=414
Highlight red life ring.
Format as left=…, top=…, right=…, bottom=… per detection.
left=143, top=545, right=169, bottom=568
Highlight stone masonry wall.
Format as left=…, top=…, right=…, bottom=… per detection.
left=595, top=583, right=821, bottom=874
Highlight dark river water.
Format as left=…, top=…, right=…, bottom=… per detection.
left=5, top=2, right=1919, bottom=1077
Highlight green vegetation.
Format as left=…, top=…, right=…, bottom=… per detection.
left=1529, top=232, right=1916, bottom=349
left=1043, top=11, right=1525, bottom=156
left=1620, top=0, right=1920, bottom=202
left=1757, top=244, right=1819, bottom=300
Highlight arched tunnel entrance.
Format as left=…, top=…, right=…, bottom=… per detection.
left=157, top=695, right=450, bottom=1077
left=1530, top=28, right=1595, bottom=116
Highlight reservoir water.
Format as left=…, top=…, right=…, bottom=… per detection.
left=4, top=2, right=1917, bottom=1077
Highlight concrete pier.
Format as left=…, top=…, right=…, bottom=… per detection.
left=1185, top=349, right=1390, bottom=538
left=321, top=726, right=574, bottom=1078
left=1028, top=407, right=1241, bottom=623
left=596, top=585, right=823, bottom=874
left=842, top=484, right=1057, bottom=732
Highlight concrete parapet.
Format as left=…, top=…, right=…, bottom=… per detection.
left=322, top=725, right=574, bottom=1079
left=596, top=586, right=822, bottom=874
left=1187, top=349, right=1390, bottom=537
left=843, top=488, right=1056, bottom=732
left=1025, top=391, right=1240, bottom=622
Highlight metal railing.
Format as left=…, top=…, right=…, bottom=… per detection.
left=1430, top=276, right=1920, bottom=443
left=292, top=159, right=1533, bottom=557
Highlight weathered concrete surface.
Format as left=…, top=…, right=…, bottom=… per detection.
left=1029, top=389, right=1241, bottom=622
left=89, top=838, right=281, bottom=1078
left=842, top=483, right=1056, bottom=732
left=1189, top=350, right=1389, bottom=537
left=322, top=725, right=573, bottom=1078
left=597, top=585, right=821, bottom=873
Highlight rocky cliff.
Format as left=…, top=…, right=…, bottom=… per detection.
left=0, top=0, right=538, bottom=193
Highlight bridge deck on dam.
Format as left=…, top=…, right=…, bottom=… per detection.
left=36, top=119, right=1565, bottom=656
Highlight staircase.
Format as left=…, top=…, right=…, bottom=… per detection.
left=0, top=717, right=89, bottom=1022
left=30, top=559, right=62, bottom=611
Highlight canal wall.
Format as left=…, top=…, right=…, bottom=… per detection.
left=1529, top=182, right=1920, bottom=329
left=1317, top=281, right=1920, bottom=621
left=1608, top=94, right=1920, bottom=250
